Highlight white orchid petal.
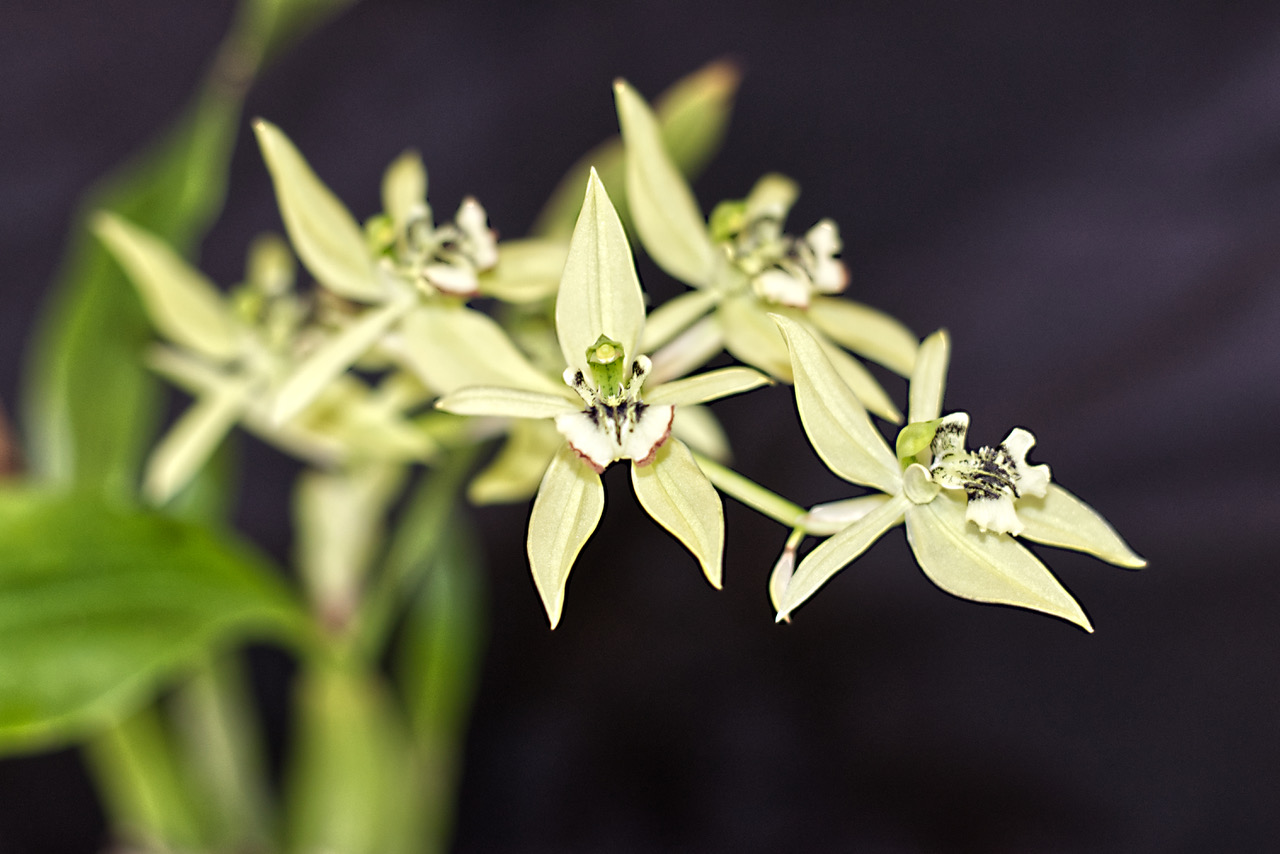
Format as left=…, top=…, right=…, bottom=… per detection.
left=527, top=445, right=605, bottom=629
left=753, top=269, right=812, bottom=308
left=555, top=170, right=646, bottom=376
left=1001, top=427, right=1051, bottom=498
left=437, top=386, right=579, bottom=420
left=630, top=439, right=724, bottom=588
left=644, top=367, right=770, bottom=407
left=253, top=120, right=385, bottom=302
left=614, top=80, right=716, bottom=287
left=776, top=494, right=910, bottom=621
left=554, top=410, right=620, bottom=474
left=1016, top=484, right=1146, bottom=568
left=905, top=491, right=1092, bottom=632
left=908, top=329, right=951, bottom=424
left=771, top=314, right=902, bottom=494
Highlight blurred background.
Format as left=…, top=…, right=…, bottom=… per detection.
left=3, top=1, right=1279, bottom=851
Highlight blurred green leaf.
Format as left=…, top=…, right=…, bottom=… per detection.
left=0, top=488, right=309, bottom=754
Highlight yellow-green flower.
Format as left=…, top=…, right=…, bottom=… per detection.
left=436, top=171, right=769, bottom=627
left=770, top=316, right=1145, bottom=631
left=613, top=80, right=918, bottom=422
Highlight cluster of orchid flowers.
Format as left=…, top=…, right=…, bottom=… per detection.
left=97, top=72, right=1143, bottom=633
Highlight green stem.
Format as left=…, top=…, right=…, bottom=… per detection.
left=352, top=443, right=481, bottom=659
left=692, top=451, right=805, bottom=527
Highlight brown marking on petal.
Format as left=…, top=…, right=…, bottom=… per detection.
left=566, top=442, right=607, bottom=474
left=632, top=407, right=675, bottom=468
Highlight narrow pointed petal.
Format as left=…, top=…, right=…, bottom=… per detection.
left=648, top=316, right=726, bottom=386
left=776, top=494, right=909, bottom=620
left=478, top=238, right=568, bottom=304
left=555, top=170, right=646, bottom=376
left=644, top=367, right=770, bottom=407
left=771, top=315, right=902, bottom=494
left=528, top=445, right=605, bottom=628
left=273, top=296, right=414, bottom=424
left=819, top=337, right=903, bottom=423
left=435, top=387, right=579, bottom=419
left=253, top=120, right=385, bottom=302
left=631, top=440, right=724, bottom=588
left=92, top=213, right=239, bottom=361
left=641, top=289, right=719, bottom=352
left=800, top=493, right=894, bottom=536
left=908, top=329, right=951, bottom=424
left=614, top=79, right=717, bottom=287
left=1016, top=484, right=1146, bottom=568
left=720, top=295, right=794, bottom=380
left=809, top=296, right=918, bottom=377
left=395, top=303, right=567, bottom=396
left=380, top=150, right=427, bottom=233
left=671, top=404, right=731, bottom=463
left=905, top=491, right=1093, bottom=631
left=467, top=419, right=562, bottom=505
left=144, top=382, right=248, bottom=504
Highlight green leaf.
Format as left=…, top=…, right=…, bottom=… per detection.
left=254, top=118, right=385, bottom=302
left=91, top=213, right=240, bottom=361
left=614, top=79, right=717, bottom=287
left=0, top=489, right=308, bottom=753
left=808, top=296, right=918, bottom=378
left=555, top=170, right=647, bottom=378
left=527, top=445, right=604, bottom=628
left=771, top=314, right=901, bottom=494
left=904, top=491, right=1093, bottom=631
left=532, top=59, right=741, bottom=240
left=776, top=493, right=909, bottom=620
left=630, top=439, right=724, bottom=589
left=1016, top=484, right=1146, bottom=568
left=908, top=329, right=951, bottom=424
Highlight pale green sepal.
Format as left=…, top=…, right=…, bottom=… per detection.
left=671, top=404, right=730, bottom=463
left=1016, top=484, right=1146, bottom=568
left=435, top=387, right=579, bottom=420
left=555, top=170, right=646, bottom=378
left=800, top=494, right=893, bottom=536
left=649, top=59, right=741, bottom=186
left=809, top=297, right=919, bottom=377
left=478, top=239, right=568, bottom=304
left=743, top=173, right=799, bottom=221
left=776, top=493, right=909, bottom=620
left=640, top=289, right=719, bottom=353
left=896, top=419, right=942, bottom=463
left=771, top=315, right=901, bottom=494
left=528, top=445, right=605, bottom=628
left=253, top=120, right=384, bottom=303
left=908, top=329, right=951, bottom=423
left=144, top=381, right=249, bottom=505
left=720, top=295, right=793, bottom=381
left=614, top=80, right=717, bottom=286
left=467, top=420, right=561, bottom=505
left=648, top=316, right=725, bottom=386
left=630, top=440, right=724, bottom=588
left=273, top=296, right=414, bottom=424
left=381, top=150, right=427, bottom=233
left=396, top=303, right=567, bottom=396
left=92, top=213, right=239, bottom=361
left=819, top=336, right=903, bottom=423
left=644, top=366, right=771, bottom=407
left=905, top=491, right=1093, bottom=631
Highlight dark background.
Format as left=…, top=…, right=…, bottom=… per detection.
left=3, top=1, right=1279, bottom=851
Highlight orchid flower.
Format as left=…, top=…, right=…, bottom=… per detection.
left=436, top=171, right=770, bottom=627
left=613, top=80, right=918, bottom=422
left=770, top=316, right=1145, bottom=631
left=252, top=120, right=568, bottom=425
left=92, top=214, right=433, bottom=504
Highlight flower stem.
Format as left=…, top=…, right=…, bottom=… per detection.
left=692, top=451, right=805, bottom=527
